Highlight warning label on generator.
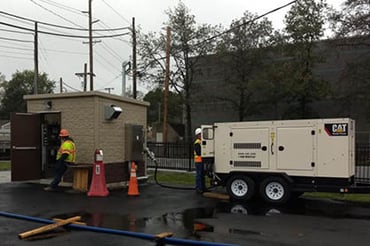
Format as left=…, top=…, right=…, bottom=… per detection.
left=324, top=123, right=348, bottom=136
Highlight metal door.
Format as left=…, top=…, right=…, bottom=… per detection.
left=276, top=126, right=315, bottom=174
left=11, top=113, right=42, bottom=181
left=231, top=128, right=270, bottom=169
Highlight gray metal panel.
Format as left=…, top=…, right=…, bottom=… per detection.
left=125, top=124, right=144, bottom=161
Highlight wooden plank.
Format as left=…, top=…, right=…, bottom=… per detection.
left=24, top=230, right=67, bottom=241
left=18, top=216, right=81, bottom=239
left=202, top=192, right=230, bottom=200
left=155, top=232, right=173, bottom=239
left=53, top=218, right=86, bottom=225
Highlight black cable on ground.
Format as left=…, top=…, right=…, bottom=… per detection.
left=145, top=147, right=214, bottom=191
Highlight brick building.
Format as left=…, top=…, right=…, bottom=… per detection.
left=11, top=91, right=149, bottom=188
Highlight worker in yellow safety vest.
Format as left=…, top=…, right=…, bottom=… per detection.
left=44, top=129, right=76, bottom=191
left=194, top=128, right=207, bottom=194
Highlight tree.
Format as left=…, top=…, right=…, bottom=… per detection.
left=329, top=0, right=370, bottom=118
left=282, top=0, right=331, bottom=118
left=0, top=70, right=55, bottom=118
left=257, top=31, right=293, bottom=119
left=137, top=2, right=218, bottom=141
left=143, top=87, right=183, bottom=125
left=214, top=11, right=274, bottom=121
left=330, top=0, right=370, bottom=39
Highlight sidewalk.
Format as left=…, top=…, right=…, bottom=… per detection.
left=0, top=170, right=10, bottom=183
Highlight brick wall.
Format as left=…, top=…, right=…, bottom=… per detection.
left=25, top=91, right=149, bottom=183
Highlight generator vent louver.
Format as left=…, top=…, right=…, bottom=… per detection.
left=233, top=161, right=262, bottom=168
left=233, top=143, right=261, bottom=149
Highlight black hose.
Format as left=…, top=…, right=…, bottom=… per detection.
left=145, top=147, right=213, bottom=191
left=151, top=150, right=195, bottom=190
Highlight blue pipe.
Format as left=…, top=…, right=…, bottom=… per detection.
left=0, top=211, right=239, bottom=246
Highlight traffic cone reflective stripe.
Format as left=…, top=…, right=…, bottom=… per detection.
left=128, top=162, right=139, bottom=196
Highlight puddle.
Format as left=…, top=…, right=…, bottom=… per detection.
left=53, top=197, right=370, bottom=239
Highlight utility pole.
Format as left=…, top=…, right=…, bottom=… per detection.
left=59, top=77, right=63, bottom=93
left=34, top=22, right=38, bottom=94
left=122, top=61, right=130, bottom=97
left=75, top=63, right=88, bottom=91
left=104, top=87, right=114, bottom=94
left=163, top=26, right=171, bottom=143
left=83, top=63, right=87, bottom=91
left=88, top=0, right=94, bottom=91
left=132, top=17, right=137, bottom=99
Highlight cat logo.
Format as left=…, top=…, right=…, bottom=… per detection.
left=324, top=123, right=348, bottom=136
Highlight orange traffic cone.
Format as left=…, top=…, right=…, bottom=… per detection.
left=128, top=162, right=139, bottom=196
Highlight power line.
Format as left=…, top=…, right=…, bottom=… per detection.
left=99, top=42, right=123, bottom=62
left=0, top=44, right=33, bottom=51
left=0, top=36, right=33, bottom=43
left=142, top=0, right=298, bottom=67
left=194, top=0, right=298, bottom=50
left=62, top=81, right=81, bottom=92
left=101, top=0, right=131, bottom=26
left=30, top=0, right=86, bottom=28
left=0, top=54, right=33, bottom=60
left=42, top=48, right=87, bottom=55
left=0, top=28, right=32, bottom=35
left=96, top=73, right=121, bottom=91
left=95, top=50, right=121, bottom=73
left=0, top=11, right=130, bottom=31
left=36, top=0, right=85, bottom=16
left=0, top=49, right=33, bottom=56
left=0, top=21, right=130, bottom=38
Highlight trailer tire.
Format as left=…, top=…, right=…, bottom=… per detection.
left=259, top=176, right=290, bottom=204
left=226, top=174, right=255, bottom=201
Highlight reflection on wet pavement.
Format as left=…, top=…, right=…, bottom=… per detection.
left=53, top=197, right=370, bottom=239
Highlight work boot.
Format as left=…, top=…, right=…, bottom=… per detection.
left=196, top=189, right=203, bottom=194
left=44, top=186, right=57, bottom=192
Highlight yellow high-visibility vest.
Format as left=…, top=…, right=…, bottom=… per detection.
left=194, top=138, right=202, bottom=163
left=56, top=140, right=76, bottom=163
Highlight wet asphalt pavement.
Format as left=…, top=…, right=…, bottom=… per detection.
left=2, top=176, right=370, bottom=246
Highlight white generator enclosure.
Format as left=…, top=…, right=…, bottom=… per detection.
left=201, top=118, right=356, bottom=203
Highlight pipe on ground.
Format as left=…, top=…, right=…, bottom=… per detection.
left=0, top=211, right=239, bottom=246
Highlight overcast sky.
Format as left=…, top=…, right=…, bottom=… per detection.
left=0, top=0, right=344, bottom=96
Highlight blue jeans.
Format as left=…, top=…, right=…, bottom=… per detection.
left=50, top=159, right=68, bottom=189
left=195, top=162, right=205, bottom=191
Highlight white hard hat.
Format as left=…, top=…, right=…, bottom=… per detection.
left=195, top=128, right=202, bottom=135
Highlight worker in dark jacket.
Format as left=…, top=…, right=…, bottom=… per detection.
left=44, top=129, right=76, bottom=191
left=194, top=128, right=207, bottom=193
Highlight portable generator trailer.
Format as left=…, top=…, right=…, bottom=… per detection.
left=201, top=118, right=370, bottom=204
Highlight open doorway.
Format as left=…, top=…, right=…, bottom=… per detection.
left=41, top=113, right=61, bottom=178
left=11, top=112, right=61, bottom=181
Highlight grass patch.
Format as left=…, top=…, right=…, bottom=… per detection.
left=303, top=192, right=370, bottom=203
left=147, top=170, right=194, bottom=185
left=0, top=161, right=10, bottom=171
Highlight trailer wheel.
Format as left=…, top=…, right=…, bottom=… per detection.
left=226, top=175, right=255, bottom=201
left=259, top=177, right=290, bottom=204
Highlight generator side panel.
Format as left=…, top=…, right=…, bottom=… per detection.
left=213, top=122, right=271, bottom=174
left=316, top=118, right=355, bottom=178
left=275, top=125, right=316, bottom=175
